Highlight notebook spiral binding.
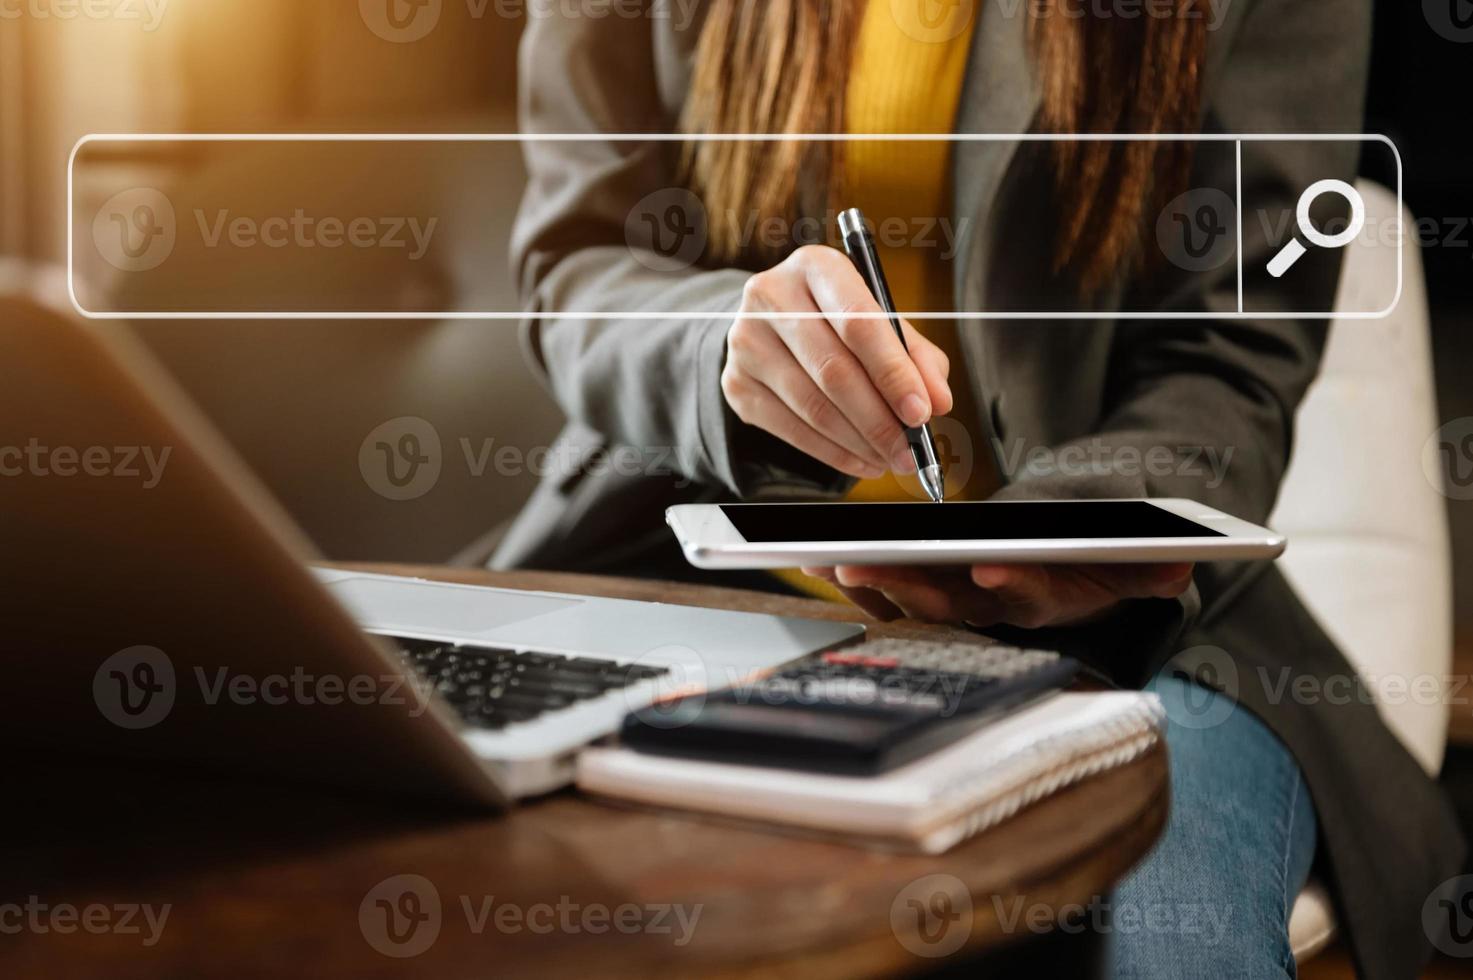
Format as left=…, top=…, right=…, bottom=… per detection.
left=924, top=696, right=1167, bottom=849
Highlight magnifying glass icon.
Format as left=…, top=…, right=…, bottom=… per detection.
left=1267, top=178, right=1366, bottom=279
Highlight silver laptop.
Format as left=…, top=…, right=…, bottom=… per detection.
left=315, top=567, right=861, bottom=797
left=0, top=298, right=862, bottom=808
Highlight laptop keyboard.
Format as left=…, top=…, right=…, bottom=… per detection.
left=392, top=637, right=670, bottom=731
left=392, top=635, right=1066, bottom=733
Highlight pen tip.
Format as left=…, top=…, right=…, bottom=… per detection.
left=919, top=466, right=946, bottom=504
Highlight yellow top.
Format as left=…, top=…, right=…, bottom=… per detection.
left=842, top=0, right=988, bottom=505
left=776, top=0, right=990, bottom=600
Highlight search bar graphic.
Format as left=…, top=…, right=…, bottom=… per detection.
left=68, top=133, right=1401, bottom=321
left=1266, top=179, right=1368, bottom=279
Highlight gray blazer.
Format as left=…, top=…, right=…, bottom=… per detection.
left=496, top=3, right=1465, bottom=975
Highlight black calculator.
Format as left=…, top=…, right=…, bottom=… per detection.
left=619, top=639, right=1080, bottom=775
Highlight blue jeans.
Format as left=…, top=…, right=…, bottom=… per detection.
left=1106, top=673, right=1319, bottom=979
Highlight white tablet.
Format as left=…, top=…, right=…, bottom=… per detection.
left=666, top=499, right=1286, bottom=570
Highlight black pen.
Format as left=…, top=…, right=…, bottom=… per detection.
left=838, top=207, right=946, bottom=503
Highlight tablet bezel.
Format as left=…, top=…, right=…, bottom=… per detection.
left=665, top=498, right=1286, bottom=569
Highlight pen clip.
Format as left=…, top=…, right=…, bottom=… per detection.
left=837, top=207, right=909, bottom=350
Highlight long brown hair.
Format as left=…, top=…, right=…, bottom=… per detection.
left=681, top=0, right=1207, bottom=292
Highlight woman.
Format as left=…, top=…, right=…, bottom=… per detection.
left=498, top=0, right=1464, bottom=975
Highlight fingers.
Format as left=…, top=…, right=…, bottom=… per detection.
left=969, top=563, right=1197, bottom=629
left=833, top=566, right=1006, bottom=626
left=727, top=246, right=959, bottom=477
left=732, top=255, right=908, bottom=472
left=834, top=584, right=907, bottom=622
left=1080, top=563, right=1196, bottom=599
left=721, top=368, right=885, bottom=479
left=771, top=315, right=914, bottom=471
left=970, top=565, right=1062, bottom=628
left=799, top=248, right=937, bottom=429
left=798, top=568, right=903, bottom=620
left=805, top=562, right=1196, bottom=631
left=900, top=321, right=953, bottom=418
left=836, top=566, right=956, bottom=622
left=727, top=313, right=889, bottom=471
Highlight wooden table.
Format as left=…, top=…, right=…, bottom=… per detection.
left=1, top=566, right=1168, bottom=979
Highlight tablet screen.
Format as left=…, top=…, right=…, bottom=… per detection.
left=719, top=501, right=1224, bottom=543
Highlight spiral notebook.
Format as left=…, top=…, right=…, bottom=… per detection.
left=576, top=692, right=1165, bottom=854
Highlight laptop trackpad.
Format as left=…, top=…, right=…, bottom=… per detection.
left=327, top=577, right=581, bottom=638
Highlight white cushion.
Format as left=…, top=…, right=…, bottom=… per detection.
left=1289, top=881, right=1338, bottom=961
left=1275, top=182, right=1452, bottom=962
left=1271, top=180, right=1451, bottom=777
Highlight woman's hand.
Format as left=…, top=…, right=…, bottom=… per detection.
left=800, top=563, right=1195, bottom=629
left=721, top=245, right=953, bottom=479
